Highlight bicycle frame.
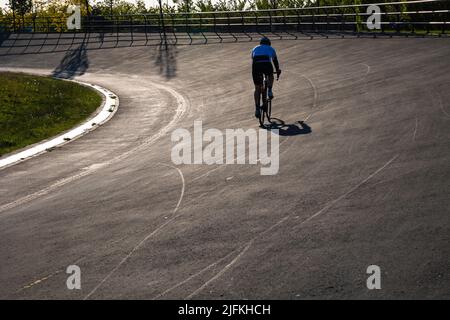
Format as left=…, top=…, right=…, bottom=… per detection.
left=259, top=72, right=278, bottom=127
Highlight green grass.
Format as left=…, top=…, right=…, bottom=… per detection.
left=0, top=72, right=102, bottom=157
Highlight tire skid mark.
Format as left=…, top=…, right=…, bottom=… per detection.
left=184, top=154, right=399, bottom=298
left=300, top=75, right=318, bottom=122
left=360, top=63, right=371, bottom=77
left=17, top=257, right=86, bottom=293
left=152, top=248, right=238, bottom=299
left=438, top=95, right=450, bottom=119
left=14, top=221, right=156, bottom=295
left=84, top=163, right=185, bottom=300
left=413, top=116, right=419, bottom=141
left=191, top=136, right=290, bottom=183
left=185, top=240, right=255, bottom=300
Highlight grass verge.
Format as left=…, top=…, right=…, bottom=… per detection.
left=0, top=72, right=102, bottom=157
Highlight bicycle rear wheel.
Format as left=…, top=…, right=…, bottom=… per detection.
left=258, top=104, right=265, bottom=127
left=259, top=80, right=268, bottom=127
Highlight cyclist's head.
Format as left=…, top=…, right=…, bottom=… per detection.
left=260, top=37, right=271, bottom=46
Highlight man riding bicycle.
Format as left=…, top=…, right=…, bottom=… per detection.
left=252, top=37, right=281, bottom=118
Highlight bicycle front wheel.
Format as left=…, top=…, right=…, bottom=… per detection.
left=267, top=99, right=272, bottom=121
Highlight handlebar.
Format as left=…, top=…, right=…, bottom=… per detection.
left=274, top=71, right=281, bottom=81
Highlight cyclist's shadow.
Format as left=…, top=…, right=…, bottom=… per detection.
left=265, top=119, right=312, bottom=136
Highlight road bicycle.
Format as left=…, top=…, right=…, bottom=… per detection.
left=259, top=72, right=279, bottom=127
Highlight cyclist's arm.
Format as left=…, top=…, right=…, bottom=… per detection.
left=272, top=49, right=280, bottom=72
left=273, top=56, right=280, bottom=72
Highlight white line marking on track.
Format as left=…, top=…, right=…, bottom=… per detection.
left=84, top=163, right=185, bottom=300
left=185, top=154, right=399, bottom=298
left=300, top=75, right=318, bottom=122
left=0, top=81, right=189, bottom=217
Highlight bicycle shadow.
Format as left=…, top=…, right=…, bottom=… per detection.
left=0, top=31, right=10, bottom=47
left=154, top=37, right=177, bottom=79
left=265, top=119, right=312, bottom=136
left=52, top=39, right=89, bottom=79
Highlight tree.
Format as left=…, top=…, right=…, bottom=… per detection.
left=229, top=0, right=248, bottom=11
left=252, top=0, right=277, bottom=10
left=9, top=0, right=33, bottom=16
left=8, top=0, right=33, bottom=28
left=173, top=0, right=194, bottom=12
left=84, top=0, right=91, bottom=15
left=196, top=0, right=215, bottom=12
left=135, top=0, right=147, bottom=13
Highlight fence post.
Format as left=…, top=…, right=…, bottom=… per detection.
left=158, top=1, right=167, bottom=49
left=130, top=15, right=134, bottom=43
left=312, top=9, right=316, bottom=33
left=199, top=13, right=207, bottom=43
left=116, top=15, right=119, bottom=45
left=269, top=10, right=272, bottom=33
left=144, top=15, right=148, bottom=44
left=171, top=14, right=177, bottom=44
left=213, top=12, right=222, bottom=42
left=325, top=8, right=329, bottom=33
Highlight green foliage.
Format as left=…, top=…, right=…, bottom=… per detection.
left=251, top=0, right=278, bottom=10
left=173, top=0, right=194, bottom=12
left=0, top=0, right=444, bottom=32
left=0, top=72, right=102, bottom=156
left=195, top=0, right=217, bottom=12
left=8, top=0, right=33, bottom=17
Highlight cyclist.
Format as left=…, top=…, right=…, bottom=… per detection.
left=251, top=37, right=281, bottom=118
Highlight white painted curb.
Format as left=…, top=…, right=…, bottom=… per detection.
left=0, top=78, right=119, bottom=169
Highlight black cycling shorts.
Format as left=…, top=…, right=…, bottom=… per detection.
left=252, top=62, right=273, bottom=86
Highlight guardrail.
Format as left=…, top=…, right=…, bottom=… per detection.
left=0, top=0, right=448, bottom=54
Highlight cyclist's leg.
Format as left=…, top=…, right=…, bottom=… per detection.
left=261, top=75, right=268, bottom=107
left=267, top=73, right=275, bottom=98
left=268, top=73, right=274, bottom=88
left=252, top=64, right=264, bottom=117
left=254, top=84, right=262, bottom=107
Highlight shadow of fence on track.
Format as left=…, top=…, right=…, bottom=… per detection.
left=0, top=0, right=448, bottom=57
left=0, top=28, right=447, bottom=57
left=154, top=35, right=177, bottom=79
